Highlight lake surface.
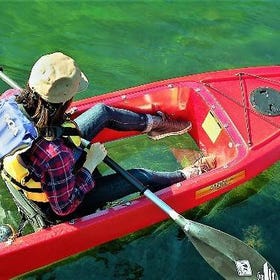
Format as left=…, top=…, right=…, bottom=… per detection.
left=0, top=1, right=279, bottom=279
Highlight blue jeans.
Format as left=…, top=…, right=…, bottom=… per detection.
left=74, top=168, right=185, bottom=217
left=71, top=104, right=185, bottom=218
left=75, top=103, right=148, bottom=140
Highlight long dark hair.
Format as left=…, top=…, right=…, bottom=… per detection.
left=15, top=85, right=72, bottom=129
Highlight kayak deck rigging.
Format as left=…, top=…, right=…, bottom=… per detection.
left=202, top=72, right=280, bottom=147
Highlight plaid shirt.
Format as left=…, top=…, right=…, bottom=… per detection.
left=26, top=138, right=95, bottom=216
left=1, top=89, right=94, bottom=216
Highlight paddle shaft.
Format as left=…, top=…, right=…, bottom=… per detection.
left=0, top=68, right=21, bottom=90
left=103, top=156, right=278, bottom=280
left=103, top=156, right=188, bottom=229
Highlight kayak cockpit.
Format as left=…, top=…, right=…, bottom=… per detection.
left=87, top=82, right=245, bottom=171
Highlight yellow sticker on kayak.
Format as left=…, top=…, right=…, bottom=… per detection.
left=196, top=170, right=246, bottom=199
left=202, top=111, right=222, bottom=143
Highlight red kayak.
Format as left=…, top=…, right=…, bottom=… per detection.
left=0, top=66, right=279, bottom=279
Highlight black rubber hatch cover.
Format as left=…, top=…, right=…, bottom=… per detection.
left=250, top=87, right=280, bottom=116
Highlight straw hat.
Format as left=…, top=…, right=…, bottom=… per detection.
left=28, top=52, right=88, bottom=104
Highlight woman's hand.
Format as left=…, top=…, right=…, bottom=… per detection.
left=83, top=142, right=107, bottom=173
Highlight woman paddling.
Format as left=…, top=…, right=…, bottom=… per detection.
left=1, top=52, right=216, bottom=221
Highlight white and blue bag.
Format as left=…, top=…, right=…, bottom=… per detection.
left=0, top=97, right=38, bottom=159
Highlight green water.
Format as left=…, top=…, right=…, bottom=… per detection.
left=0, top=0, right=279, bottom=279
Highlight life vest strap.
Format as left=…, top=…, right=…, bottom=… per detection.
left=38, top=126, right=81, bottom=140
left=2, top=169, right=43, bottom=193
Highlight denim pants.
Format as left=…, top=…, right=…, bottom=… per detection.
left=74, top=103, right=148, bottom=140
left=72, top=104, right=185, bottom=217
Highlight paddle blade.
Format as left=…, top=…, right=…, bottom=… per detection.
left=184, top=221, right=278, bottom=280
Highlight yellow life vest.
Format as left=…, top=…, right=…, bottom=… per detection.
left=2, top=151, right=48, bottom=202
left=1, top=120, right=82, bottom=203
